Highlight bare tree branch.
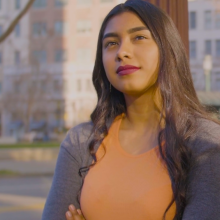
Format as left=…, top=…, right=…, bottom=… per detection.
left=0, top=0, right=35, bottom=43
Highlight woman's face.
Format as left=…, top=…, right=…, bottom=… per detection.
left=102, top=11, right=160, bottom=96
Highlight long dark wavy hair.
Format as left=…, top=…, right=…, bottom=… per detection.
left=79, top=0, right=219, bottom=219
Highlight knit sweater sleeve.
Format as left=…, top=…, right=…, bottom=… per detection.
left=182, top=120, right=220, bottom=220
left=41, top=122, right=92, bottom=220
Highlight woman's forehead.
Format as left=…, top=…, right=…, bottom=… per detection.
left=104, top=11, right=147, bottom=34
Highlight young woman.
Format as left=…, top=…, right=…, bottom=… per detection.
left=41, top=1, right=220, bottom=220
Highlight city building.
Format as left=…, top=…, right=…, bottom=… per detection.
left=2, top=0, right=220, bottom=139
left=0, top=0, right=125, bottom=138
left=188, top=0, right=220, bottom=113
left=0, top=0, right=31, bottom=137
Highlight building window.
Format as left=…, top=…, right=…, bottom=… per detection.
left=215, top=11, right=220, bottom=29
left=54, top=101, right=62, bottom=125
left=215, top=71, right=220, bottom=88
left=54, top=49, right=66, bottom=62
left=216, top=78, right=220, bottom=90
left=33, top=0, right=47, bottom=8
left=205, top=40, right=212, bottom=55
left=204, top=10, right=212, bottom=29
left=77, top=0, right=91, bottom=5
left=216, top=40, right=220, bottom=58
left=15, top=51, right=20, bottom=64
left=31, top=80, right=37, bottom=91
left=53, top=79, right=60, bottom=91
left=100, top=0, right=113, bottom=2
left=54, top=21, right=66, bottom=35
left=77, top=20, right=91, bottom=33
left=55, top=0, right=68, bottom=7
left=100, top=18, right=104, bottom=27
left=86, top=79, right=92, bottom=91
left=40, top=80, right=47, bottom=92
left=77, top=79, right=81, bottom=91
left=189, top=11, right=196, bottom=29
left=63, top=80, right=68, bottom=93
left=15, top=23, right=20, bottom=37
left=15, top=0, right=21, bottom=9
left=0, top=25, right=3, bottom=36
left=32, top=50, right=47, bottom=63
left=189, top=41, right=197, bottom=59
left=14, top=82, right=21, bottom=93
left=40, top=81, right=47, bottom=92
left=32, top=22, right=47, bottom=37
left=76, top=48, right=91, bottom=62
left=191, top=72, right=196, bottom=82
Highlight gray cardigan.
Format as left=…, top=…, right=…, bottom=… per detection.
left=41, top=119, right=220, bottom=220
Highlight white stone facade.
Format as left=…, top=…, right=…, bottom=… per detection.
left=62, top=0, right=126, bottom=128
left=188, top=0, right=220, bottom=91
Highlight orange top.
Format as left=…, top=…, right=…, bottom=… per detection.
left=80, top=115, right=176, bottom=220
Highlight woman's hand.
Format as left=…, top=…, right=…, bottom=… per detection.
left=66, top=204, right=86, bottom=220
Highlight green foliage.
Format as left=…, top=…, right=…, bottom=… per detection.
left=0, top=142, right=59, bottom=149
left=0, top=170, right=19, bottom=176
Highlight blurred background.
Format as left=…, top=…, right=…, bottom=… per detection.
left=0, top=0, right=219, bottom=219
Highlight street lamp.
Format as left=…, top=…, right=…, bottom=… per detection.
left=203, top=55, right=213, bottom=92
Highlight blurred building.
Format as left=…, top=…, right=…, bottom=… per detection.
left=188, top=0, right=220, bottom=113
left=2, top=0, right=219, bottom=138
left=0, top=0, right=31, bottom=138
left=0, top=0, right=125, bottom=138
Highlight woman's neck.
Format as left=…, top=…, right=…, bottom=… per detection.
left=123, top=86, right=161, bottom=132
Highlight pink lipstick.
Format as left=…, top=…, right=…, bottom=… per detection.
left=116, top=65, right=140, bottom=76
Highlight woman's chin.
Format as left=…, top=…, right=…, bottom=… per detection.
left=120, top=88, right=147, bottom=97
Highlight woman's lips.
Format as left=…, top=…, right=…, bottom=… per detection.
left=117, top=68, right=140, bottom=76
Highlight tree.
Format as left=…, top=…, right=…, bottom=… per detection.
left=0, top=0, right=35, bottom=43
left=2, top=31, right=65, bottom=137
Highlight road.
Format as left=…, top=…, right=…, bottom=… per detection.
left=0, top=176, right=53, bottom=220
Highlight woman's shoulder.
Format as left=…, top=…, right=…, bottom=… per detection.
left=60, top=121, right=94, bottom=160
left=184, top=118, right=220, bottom=218
left=68, top=121, right=94, bottom=142
left=195, top=117, right=220, bottom=142
left=188, top=117, right=220, bottom=156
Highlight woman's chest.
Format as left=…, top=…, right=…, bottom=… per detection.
left=80, top=148, right=176, bottom=220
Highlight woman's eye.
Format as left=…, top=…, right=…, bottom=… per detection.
left=105, top=42, right=117, bottom=48
left=104, top=36, right=146, bottom=48
left=135, top=36, right=147, bottom=40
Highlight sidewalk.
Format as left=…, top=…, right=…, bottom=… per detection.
left=0, top=160, right=57, bottom=176
left=0, top=148, right=59, bottom=161
left=0, top=148, right=59, bottom=176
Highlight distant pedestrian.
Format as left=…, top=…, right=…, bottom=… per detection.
left=42, top=1, right=220, bottom=220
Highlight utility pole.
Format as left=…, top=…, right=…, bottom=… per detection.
left=146, top=0, right=189, bottom=55
left=203, top=55, right=213, bottom=92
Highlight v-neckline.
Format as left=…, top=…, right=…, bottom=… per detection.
left=115, top=115, right=159, bottom=158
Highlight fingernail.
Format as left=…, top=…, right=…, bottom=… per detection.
left=67, top=211, right=72, bottom=217
left=70, top=205, right=75, bottom=211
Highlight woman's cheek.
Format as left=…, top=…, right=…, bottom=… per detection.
left=103, top=58, right=116, bottom=80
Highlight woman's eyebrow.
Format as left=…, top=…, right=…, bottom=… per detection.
left=102, top=26, right=149, bottom=41
left=127, top=26, right=149, bottom=34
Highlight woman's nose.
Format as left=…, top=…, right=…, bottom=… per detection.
left=116, top=41, right=132, bottom=61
